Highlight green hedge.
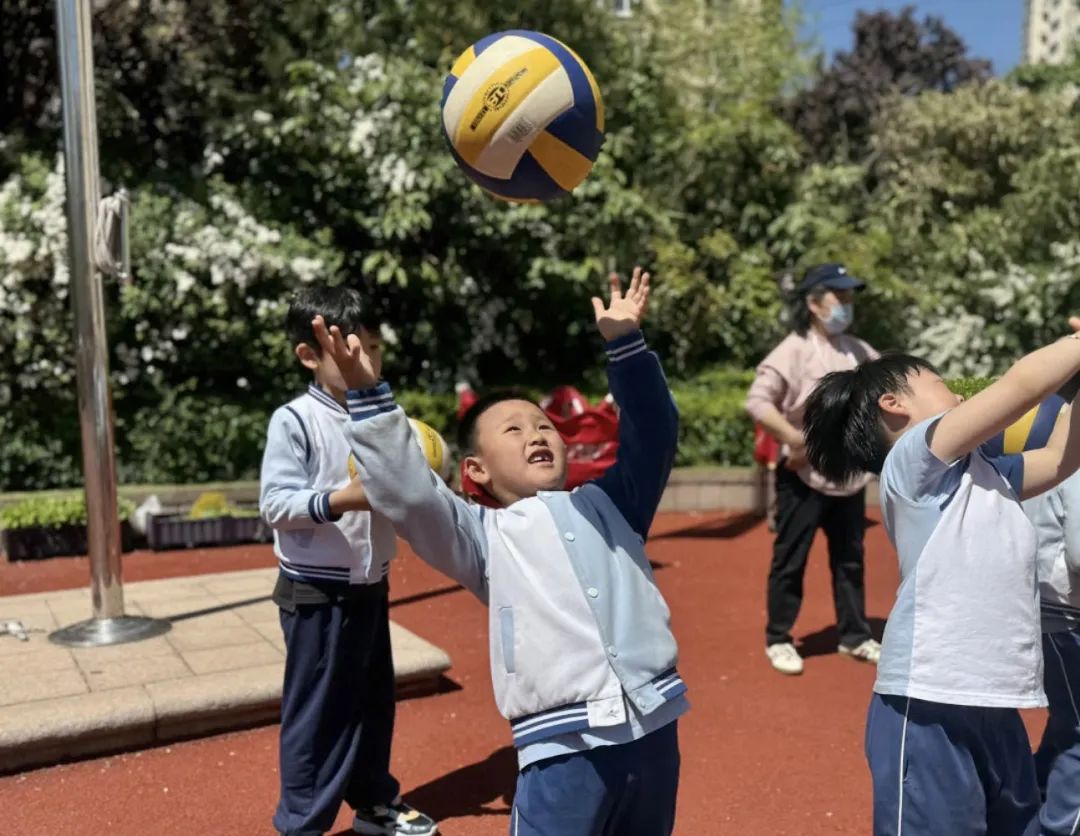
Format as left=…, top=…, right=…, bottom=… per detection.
left=948, top=377, right=995, bottom=401
left=672, top=367, right=756, bottom=467
left=0, top=369, right=997, bottom=491
left=0, top=493, right=136, bottom=529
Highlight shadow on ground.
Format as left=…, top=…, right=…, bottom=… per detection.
left=798, top=618, right=887, bottom=660
left=331, top=746, right=517, bottom=833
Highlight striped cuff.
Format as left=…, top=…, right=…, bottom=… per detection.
left=307, top=491, right=340, bottom=524
left=346, top=382, right=395, bottom=421
left=605, top=330, right=647, bottom=363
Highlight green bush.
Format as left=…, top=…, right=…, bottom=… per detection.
left=948, top=377, right=995, bottom=400
left=0, top=370, right=1002, bottom=494
left=671, top=368, right=756, bottom=467
left=0, top=493, right=136, bottom=530
left=116, top=388, right=274, bottom=486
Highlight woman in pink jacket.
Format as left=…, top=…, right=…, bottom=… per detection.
left=746, top=264, right=881, bottom=676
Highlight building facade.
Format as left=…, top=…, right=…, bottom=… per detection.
left=1025, top=0, right=1080, bottom=64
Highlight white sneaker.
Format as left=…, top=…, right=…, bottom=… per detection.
left=839, top=638, right=881, bottom=665
left=766, top=642, right=804, bottom=675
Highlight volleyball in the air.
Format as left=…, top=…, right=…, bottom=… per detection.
left=983, top=395, right=1065, bottom=457
left=440, top=30, right=605, bottom=203
left=407, top=418, right=454, bottom=482
left=348, top=418, right=453, bottom=482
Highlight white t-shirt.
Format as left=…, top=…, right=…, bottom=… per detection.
left=876, top=414, right=1046, bottom=708
left=1022, top=469, right=1080, bottom=633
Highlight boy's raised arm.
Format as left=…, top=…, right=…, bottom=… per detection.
left=591, top=269, right=679, bottom=538
left=312, top=317, right=489, bottom=601
left=931, top=320, right=1080, bottom=466
left=1020, top=404, right=1080, bottom=500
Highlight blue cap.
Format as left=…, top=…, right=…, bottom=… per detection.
left=798, top=263, right=866, bottom=293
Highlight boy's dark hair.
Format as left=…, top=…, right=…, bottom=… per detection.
left=457, top=389, right=539, bottom=454
left=792, top=286, right=829, bottom=336
left=803, top=353, right=940, bottom=483
left=285, top=285, right=380, bottom=354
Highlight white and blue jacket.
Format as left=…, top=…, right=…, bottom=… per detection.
left=344, top=332, right=688, bottom=764
left=259, top=384, right=397, bottom=585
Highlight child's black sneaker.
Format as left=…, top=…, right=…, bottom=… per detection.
left=353, top=797, right=438, bottom=836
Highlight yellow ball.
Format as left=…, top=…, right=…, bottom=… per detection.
left=347, top=418, right=453, bottom=482
left=441, top=30, right=605, bottom=203
left=407, top=418, right=454, bottom=482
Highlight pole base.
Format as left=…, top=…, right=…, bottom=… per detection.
left=49, top=616, right=171, bottom=648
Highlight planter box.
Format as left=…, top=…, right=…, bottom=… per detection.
left=1, top=522, right=135, bottom=561
left=146, top=514, right=272, bottom=551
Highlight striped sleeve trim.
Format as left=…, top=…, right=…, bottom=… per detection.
left=307, top=491, right=339, bottom=524
left=346, top=382, right=396, bottom=421
left=605, top=331, right=647, bottom=364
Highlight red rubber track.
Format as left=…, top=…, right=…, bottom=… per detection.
left=0, top=511, right=1047, bottom=835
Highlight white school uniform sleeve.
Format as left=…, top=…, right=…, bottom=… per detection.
left=343, top=383, right=489, bottom=602
left=259, top=407, right=340, bottom=530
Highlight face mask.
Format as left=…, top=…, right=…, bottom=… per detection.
left=822, top=302, right=853, bottom=335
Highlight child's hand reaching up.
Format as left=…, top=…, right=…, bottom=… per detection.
left=311, top=315, right=381, bottom=390
left=592, top=267, right=650, bottom=342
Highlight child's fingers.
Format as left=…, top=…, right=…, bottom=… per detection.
left=311, top=316, right=335, bottom=352
left=591, top=297, right=605, bottom=320
left=328, top=325, right=352, bottom=356
left=627, top=266, right=642, bottom=298
left=608, top=272, right=623, bottom=300
left=633, top=272, right=650, bottom=304
left=1070, top=315, right=1080, bottom=333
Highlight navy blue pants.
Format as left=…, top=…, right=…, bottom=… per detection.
left=273, top=581, right=399, bottom=836
left=1035, top=629, right=1080, bottom=836
left=866, top=694, right=1039, bottom=836
left=510, top=722, right=680, bottom=836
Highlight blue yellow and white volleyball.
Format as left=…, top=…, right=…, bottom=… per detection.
left=983, top=395, right=1066, bottom=457
left=441, top=30, right=605, bottom=203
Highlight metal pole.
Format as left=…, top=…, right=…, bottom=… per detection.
left=50, top=0, right=168, bottom=647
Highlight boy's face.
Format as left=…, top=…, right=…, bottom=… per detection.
left=881, top=368, right=962, bottom=428
left=296, top=326, right=382, bottom=398
left=464, top=399, right=568, bottom=506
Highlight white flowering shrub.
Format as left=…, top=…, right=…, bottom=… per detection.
left=912, top=246, right=1080, bottom=378
left=0, top=152, right=340, bottom=489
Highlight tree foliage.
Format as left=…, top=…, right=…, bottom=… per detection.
left=785, top=6, right=991, bottom=162
left=2, top=1, right=1080, bottom=489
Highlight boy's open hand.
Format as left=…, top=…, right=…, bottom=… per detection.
left=592, top=267, right=651, bottom=342
left=311, top=315, right=380, bottom=390
left=330, top=475, right=370, bottom=514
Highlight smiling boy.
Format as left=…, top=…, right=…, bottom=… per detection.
left=313, top=268, right=688, bottom=836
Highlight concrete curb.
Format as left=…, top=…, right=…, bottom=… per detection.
left=0, top=629, right=451, bottom=774
left=0, top=572, right=452, bottom=774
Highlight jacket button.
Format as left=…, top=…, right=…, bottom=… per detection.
left=564, top=532, right=576, bottom=542
left=636, top=697, right=647, bottom=708
left=587, top=587, right=599, bottom=598
left=608, top=646, right=618, bottom=657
